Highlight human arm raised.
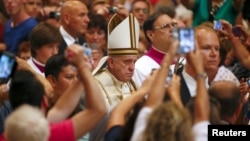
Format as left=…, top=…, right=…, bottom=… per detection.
left=46, top=79, right=83, bottom=122
left=15, top=57, right=53, bottom=97
left=64, top=44, right=107, bottom=139
left=220, top=20, right=250, bottom=70
left=47, top=44, right=106, bottom=139
left=187, top=46, right=209, bottom=123
left=165, top=74, right=182, bottom=108
left=145, top=40, right=178, bottom=108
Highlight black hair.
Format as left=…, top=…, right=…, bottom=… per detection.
left=242, top=0, right=250, bottom=21
left=9, top=70, right=45, bottom=110
left=45, top=54, right=70, bottom=79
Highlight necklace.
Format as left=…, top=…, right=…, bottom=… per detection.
left=209, top=0, right=227, bottom=21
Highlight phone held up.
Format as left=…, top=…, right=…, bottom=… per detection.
left=213, top=20, right=222, bottom=31
left=0, top=51, right=17, bottom=84
left=173, top=27, right=195, bottom=55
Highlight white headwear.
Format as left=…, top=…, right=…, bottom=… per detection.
left=92, top=13, right=140, bottom=75
left=107, top=13, right=140, bottom=55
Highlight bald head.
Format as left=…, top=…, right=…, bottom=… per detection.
left=61, top=0, right=86, bottom=15
left=60, top=0, right=89, bottom=38
left=209, top=81, right=240, bottom=98
left=209, top=81, right=241, bottom=117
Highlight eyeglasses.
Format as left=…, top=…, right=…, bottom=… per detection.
left=154, top=22, right=178, bottom=30
left=133, top=8, right=149, bottom=14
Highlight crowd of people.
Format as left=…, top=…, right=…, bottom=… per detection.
left=0, top=0, right=250, bottom=141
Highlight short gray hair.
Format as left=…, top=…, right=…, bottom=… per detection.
left=4, top=104, right=50, bottom=141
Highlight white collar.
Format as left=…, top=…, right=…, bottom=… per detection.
left=31, top=57, right=45, bottom=66
left=59, top=26, right=76, bottom=46
left=182, top=69, right=209, bottom=97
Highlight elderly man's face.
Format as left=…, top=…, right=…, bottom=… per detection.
left=196, top=29, right=220, bottom=71
left=108, top=55, right=138, bottom=82
left=63, top=1, right=90, bottom=37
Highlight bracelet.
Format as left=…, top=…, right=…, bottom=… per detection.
left=196, top=72, right=207, bottom=79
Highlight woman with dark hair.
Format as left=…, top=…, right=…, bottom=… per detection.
left=84, top=13, right=108, bottom=69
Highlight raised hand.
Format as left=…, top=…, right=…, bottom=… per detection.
left=64, top=44, right=92, bottom=70
left=166, top=74, right=182, bottom=108
left=186, top=42, right=204, bottom=74
left=220, top=20, right=233, bottom=38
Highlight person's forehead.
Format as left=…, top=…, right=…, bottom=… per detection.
left=196, top=31, right=220, bottom=47
left=27, top=0, right=42, bottom=2
left=74, top=2, right=88, bottom=11
left=196, top=29, right=218, bottom=39
left=154, top=14, right=172, bottom=25
left=115, top=55, right=138, bottom=59
left=4, top=0, right=23, bottom=3
left=132, top=1, right=149, bottom=8
left=64, top=1, right=87, bottom=10
left=62, top=65, right=77, bottom=71
left=87, top=27, right=105, bottom=32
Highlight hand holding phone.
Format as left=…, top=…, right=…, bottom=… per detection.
left=246, top=77, right=250, bottom=86
left=0, top=51, right=17, bottom=84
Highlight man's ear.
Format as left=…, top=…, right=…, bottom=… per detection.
left=146, top=30, right=154, bottom=41
left=46, top=75, right=57, bottom=88
left=64, top=14, right=70, bottom=25
left=107, top=57, right=114, bottom=68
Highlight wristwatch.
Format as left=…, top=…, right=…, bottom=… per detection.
left=196, top=72, right=207, bottom=79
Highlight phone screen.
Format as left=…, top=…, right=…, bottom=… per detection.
left=214, top=20, right=222, bottom=30
left=0, top=52, right=17, bottom=84
left=173, top=28, right=195, bottom=54
left=246, top=78, right=250, bottom=86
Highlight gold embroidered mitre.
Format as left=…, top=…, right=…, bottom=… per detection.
left=107, top=13, right=140, bottom=55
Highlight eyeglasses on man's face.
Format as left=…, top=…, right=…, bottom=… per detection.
left=154, top=22, right=178, bottom=30
left=133, top=8, right=149, bottom=14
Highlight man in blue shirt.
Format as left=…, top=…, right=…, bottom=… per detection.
left=3, top=0, right=38, bottom=55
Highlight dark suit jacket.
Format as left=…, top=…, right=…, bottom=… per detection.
left=179, top=73, right=192, bottom=105
left=58, top=36, right=85, bottom=55
left=164, top=67, right=191, bottom=106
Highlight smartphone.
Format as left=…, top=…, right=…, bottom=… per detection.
left=246, top=77, right=250, bottom=86
left=173, top=28, right=195, bottom=54
left=232, top=27, right=241, bottom=37
left=214, top=20, right=222, bottom=30
left=0, top=51, right=17, bottom=84
left=49, top=11, right=60, bottom=19
left=108, top=6, right=119, bottom=14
